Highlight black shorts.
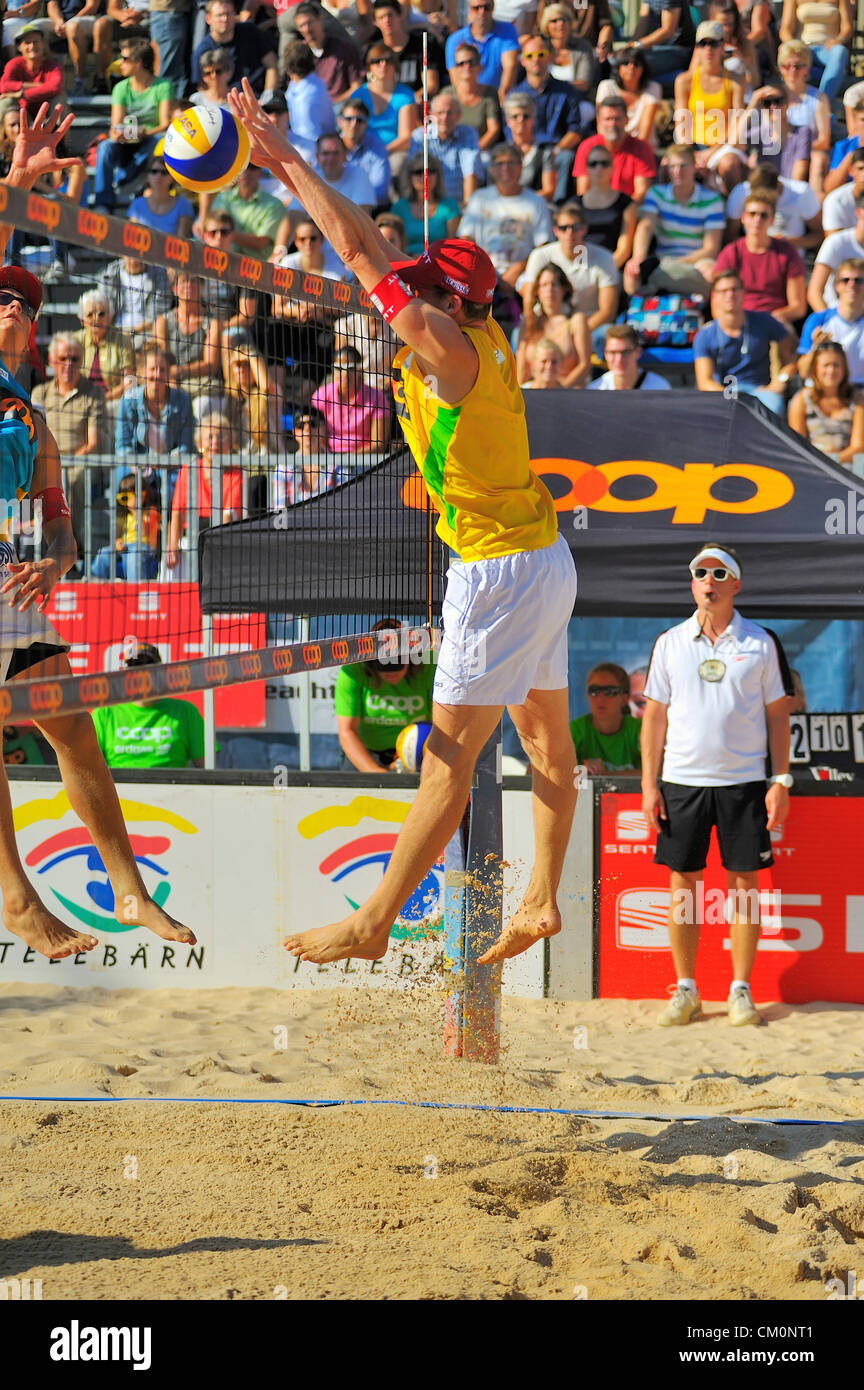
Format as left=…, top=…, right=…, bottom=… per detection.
left=4, top=642, right=69, bottom=683
left=654, top=780, right=772, bottom=874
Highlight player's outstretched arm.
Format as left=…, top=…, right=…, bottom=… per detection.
left=228, top=80, right=400, bottom=280
left=228, top=81, right=476, bottom=398
left=0, top=102, right=78, bottom=263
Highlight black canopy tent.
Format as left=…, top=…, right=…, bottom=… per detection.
left=200, top=393, right=864, bottom=620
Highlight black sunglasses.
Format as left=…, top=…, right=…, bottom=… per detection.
left=587, top=684, right=626, bottom=697
left=0, top=289, right=35, bottom=320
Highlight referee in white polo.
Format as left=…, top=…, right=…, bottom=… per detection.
left=641, top=543, right=793, bottom=1028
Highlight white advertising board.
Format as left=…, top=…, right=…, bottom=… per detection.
left=0, top=782, right=555, bottom=997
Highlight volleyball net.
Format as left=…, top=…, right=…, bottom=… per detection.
left=0, top=186, right=446, bottom=708
left=2, top=187, right=501, bottom=1063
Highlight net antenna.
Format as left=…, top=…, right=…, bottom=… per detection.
left=422, top=29, right=430, bottom=251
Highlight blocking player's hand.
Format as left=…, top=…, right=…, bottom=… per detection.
left=1, top=556, right=60, bottom=613
left=765, top=782, right=789, bottom=831
left=642, top=784, right=667, bottom=833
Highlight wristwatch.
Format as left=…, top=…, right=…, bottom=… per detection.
left=770, top=773, right=793, bottom=788
left=776, top=369, right=792, bottom=384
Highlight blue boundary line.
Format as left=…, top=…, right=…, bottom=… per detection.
left=0, top=1095, right=860, bottom=1125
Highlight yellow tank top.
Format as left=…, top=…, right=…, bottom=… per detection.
left=392, top=317, right=558, bottom=562
left=689, top=66, right=734, bottom=147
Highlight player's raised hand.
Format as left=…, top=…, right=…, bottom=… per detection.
left=9, top=102, right=78, bottom=184
left=227, top=79, right=303, bottom=188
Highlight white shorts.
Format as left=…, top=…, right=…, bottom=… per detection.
left=434, top=534, right=577, bottom=707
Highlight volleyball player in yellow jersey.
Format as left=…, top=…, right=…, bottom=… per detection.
left=230, top=80, right=579, bottom=967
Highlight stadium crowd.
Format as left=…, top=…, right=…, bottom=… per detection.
left=4, top=0, right=864, bottom=588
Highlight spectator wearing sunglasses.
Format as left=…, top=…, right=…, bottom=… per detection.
left=445, top=1, right=521, bottom=102
left=512, top=36, right=581, bottom=203
left=191, top=46, right=234, bottom=109
left=338, top=99, right=392, bottom=206
left=127, top=162, right=194, bottom=238
left=442, top=42, right=502, bottom=151
left=798, top=257, right=864, bottom=386
left=673, top=21, right=747, bottom=197
left=641, top=543, right=792, bottom=1029
left=570, top=662, right=642, bottom=774
left=694, top=269, right=796, bottom=416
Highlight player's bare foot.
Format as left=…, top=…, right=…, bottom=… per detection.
left=477, top=899, right=561, bottom=964
left=286, top=909, right=391, bottom=964
left=118, top=896, right=196, bottom=945
left=3, top=900, right=98, bottom=959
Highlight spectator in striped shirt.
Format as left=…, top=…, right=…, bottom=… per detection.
left=624, top=143, right=725, bottom=297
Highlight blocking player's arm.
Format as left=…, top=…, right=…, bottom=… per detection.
left=640, top=698, right=668, bottom=832
left=227, top=81, right=477, bottom=401
left=0, top=414, right=77, bottom=614
left=0, top=102, right=77, bottom=263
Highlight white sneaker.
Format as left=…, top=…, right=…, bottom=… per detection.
left=728, top=984, right=760, bottom=1027
left=657, top=985, right=701, bottom=1027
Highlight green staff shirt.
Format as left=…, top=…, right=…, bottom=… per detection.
left=91, top=699, right=205, bottom=768
left=334, top=661, right=435, bottom=751
left=570, top=713, right=642, bottom=771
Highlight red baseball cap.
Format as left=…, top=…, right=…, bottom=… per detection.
left=0, top=266, right=42, bottom=316
left=394, top=238, right=496, bottom=305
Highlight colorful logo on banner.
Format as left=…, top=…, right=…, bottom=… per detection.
left=297, top=796, right=444, bottom=940
left=16, top=792, right=198, bottom=933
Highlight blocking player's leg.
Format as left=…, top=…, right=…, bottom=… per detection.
left=478, top=686, right=577, bottom=964
left=12, top=653, right=195, bottom=947
left=285, top=700, right=504, bottom=964
left=0, top=731, right=99, bottom=959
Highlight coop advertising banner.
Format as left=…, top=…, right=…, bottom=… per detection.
left=597, top=791, right=864, bottom=1003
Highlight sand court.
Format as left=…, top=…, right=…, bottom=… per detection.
left=1, top=984, right=863, bottom=1301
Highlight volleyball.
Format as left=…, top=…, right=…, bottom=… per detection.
left=396, top=721, right=433, bottom=773
left=162, top=105, right=250, bottom=194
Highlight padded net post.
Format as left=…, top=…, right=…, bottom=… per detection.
left=443, top=722, right=503, bottom=1064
